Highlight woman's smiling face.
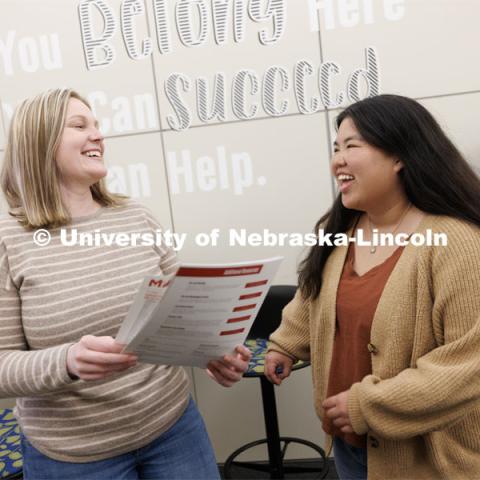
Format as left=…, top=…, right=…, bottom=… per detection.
left=55, top=98, right=107, bottom=191
left=331, top=116, right=404, bottom=212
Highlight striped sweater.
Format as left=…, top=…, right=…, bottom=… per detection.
left=0, top=200, right=190, bottom=462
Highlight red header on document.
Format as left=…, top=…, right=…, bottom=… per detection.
left=177, top=265, right=263, bottom=277
left=116, top=256, right=282, bottom=368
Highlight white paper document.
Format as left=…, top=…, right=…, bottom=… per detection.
left=116, top=257, right=283, bottom=368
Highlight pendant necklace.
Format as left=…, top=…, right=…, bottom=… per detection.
left=367, top=203, right=412, bottom=254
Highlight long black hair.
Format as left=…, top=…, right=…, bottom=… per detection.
left=298, top=94, right=480, bottom=300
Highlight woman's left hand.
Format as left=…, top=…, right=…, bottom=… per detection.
left=206, top=345, right=252, bottom=387
left=323, top=390, right=354, bottom=433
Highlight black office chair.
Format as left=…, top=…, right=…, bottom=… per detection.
left=223, top=285, right=328, bottom=479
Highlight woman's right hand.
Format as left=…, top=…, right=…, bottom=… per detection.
left=265, top=351, right=294, bottom=385
left=67, top=335, right=138, bottom=381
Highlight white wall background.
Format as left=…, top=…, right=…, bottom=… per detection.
left=0, top=0, right=479, bottom=462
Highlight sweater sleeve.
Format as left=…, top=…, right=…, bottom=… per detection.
left=0, top=241, right=74, bottom=398
left=348, top=220, right=480, bottom=440
left=268, top=289, right=311, bottom=361
left=139, top=204, right=179, bottom=275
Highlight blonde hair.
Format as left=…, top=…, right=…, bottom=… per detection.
left=0, top=88, right=126, bottom=229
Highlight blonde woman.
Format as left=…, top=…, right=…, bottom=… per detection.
left=0, top=88, right=250, bottom=479
left=265, top=95, right=480, bottom=479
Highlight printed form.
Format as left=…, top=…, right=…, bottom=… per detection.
left=116, top=257, right=283, bottom=368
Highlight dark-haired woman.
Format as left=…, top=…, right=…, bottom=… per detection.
left=265, top=94, right=480, bottom=480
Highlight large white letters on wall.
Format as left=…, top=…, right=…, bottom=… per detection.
left=0, top=0, right=478, bottom=463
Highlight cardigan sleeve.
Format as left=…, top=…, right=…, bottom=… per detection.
left=0, top=240, right=75, bottom=398
left=348, top=219, right=480, bottom=440
left=268, top=289, right=311, bottom=361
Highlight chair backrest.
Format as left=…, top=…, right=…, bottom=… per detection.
left=247, top=285, right=297, bottom=340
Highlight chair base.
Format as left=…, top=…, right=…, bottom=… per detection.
left=223, top=436, right=328, bottom=479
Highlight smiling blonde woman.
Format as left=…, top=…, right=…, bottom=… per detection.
left=0, top=88, right=250, bottom=479
left=1, top=90, right=122, bottom=229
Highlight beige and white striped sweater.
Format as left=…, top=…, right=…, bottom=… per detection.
left=0, top=200, right=190, bottom=462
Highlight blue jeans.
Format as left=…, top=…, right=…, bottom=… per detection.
left=333, top=436, right=367, bottom=480
left=21, top=397, right=220, bottom=480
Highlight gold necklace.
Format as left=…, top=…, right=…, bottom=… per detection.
left=367, top=203, right=412, bottom=254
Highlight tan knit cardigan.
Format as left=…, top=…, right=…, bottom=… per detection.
left=269, top=214, right=480, bottom=480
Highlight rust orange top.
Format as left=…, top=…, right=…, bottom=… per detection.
left=322, top=241, right=405, bottom=447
